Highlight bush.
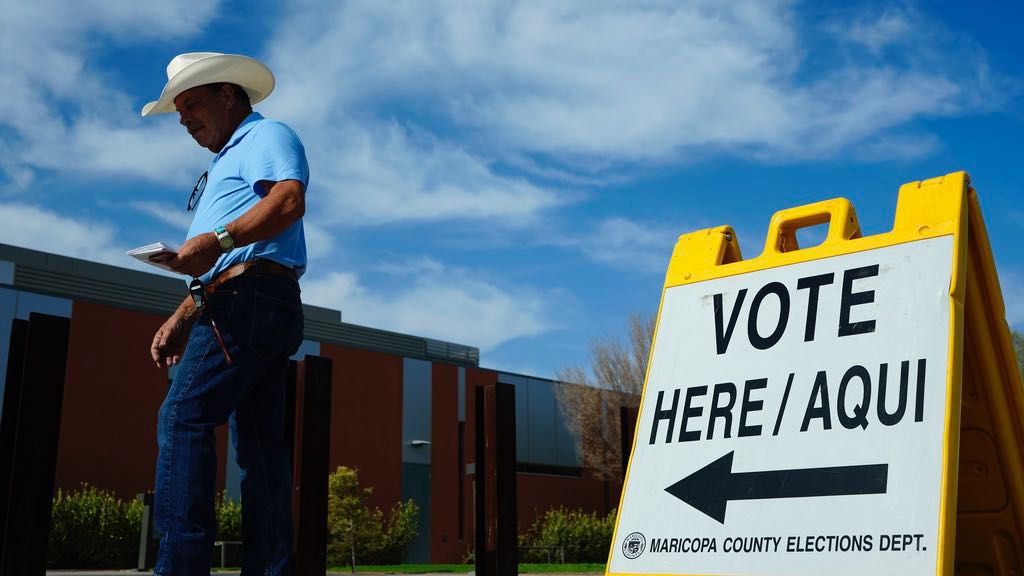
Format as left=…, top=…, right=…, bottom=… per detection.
left=48, top=484, right=143, bottom=568
left=520, top=507, right=616, bottom=563
left=326, top=466, right=419, bottom=569
left=212, top=493, right=243, bottom=565
left=215, top=492, right=242, bottom=541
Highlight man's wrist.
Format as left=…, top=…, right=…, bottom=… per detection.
left=178, top=306, right=200, bottom=323
left=177, top=295, right=200, bottom=322
left=213, top=225, right=234, bottom=253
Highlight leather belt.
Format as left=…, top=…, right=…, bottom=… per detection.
left=206, top=259, right=296, bottom=293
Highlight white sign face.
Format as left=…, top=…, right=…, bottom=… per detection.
left=610, top=236, right=954, bottom=576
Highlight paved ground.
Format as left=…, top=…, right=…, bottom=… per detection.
left=46, top=572, right=599, bottom=576
left=47, top=569, right=475, bottom=573
left=46, top=572, right=409, bottom=576
left=47, top=572, right=241, bottom=576
left=46, top=572, right=485, bottom=576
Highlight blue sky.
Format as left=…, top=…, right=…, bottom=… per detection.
left=0, top=0, right=1021, bottom=378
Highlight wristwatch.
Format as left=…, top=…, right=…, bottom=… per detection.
left=213, top=225, right=234, bottom=253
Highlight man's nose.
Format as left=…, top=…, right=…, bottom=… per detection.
left=179, top=112, right=190, bottom=127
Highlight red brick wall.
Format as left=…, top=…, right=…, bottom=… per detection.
left=430, top=363, right=462, bottom=562
left=319, top=344, right=403, bottom=512
left=517, top=473, right=621, bottom=531
left=53, top=306, right=620, bottom=560
left=55, top=300, right=228, bottom=498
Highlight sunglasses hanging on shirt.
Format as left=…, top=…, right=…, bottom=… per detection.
left=187, top=171, right=208, bottom=212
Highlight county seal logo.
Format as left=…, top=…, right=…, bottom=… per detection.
left=622, top=532, right=646, bottom=559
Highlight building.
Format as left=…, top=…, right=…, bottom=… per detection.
left=0, top=243, right=621, bottom=563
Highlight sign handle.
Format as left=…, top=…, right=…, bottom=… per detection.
left=763, top=198, right=862, bottom=254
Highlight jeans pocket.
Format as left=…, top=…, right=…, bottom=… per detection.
left=249, top=290, right=303, bottom=359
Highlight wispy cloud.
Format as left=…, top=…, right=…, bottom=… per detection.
left=828, top=7, right=912, bottom=55
left=0, top=203, right=118, bottom=262
left=127, top=201, right=194, bottom=230
left=550, top=217, right=682, bottom=274
left=295, top=120, right=566, bottom=227
left=0, top=202, right=177, bottom=278
left=0, top=0, right=218, bottom=189
left=1000, top=269, right=1024, bottom=330
left=301, top=261, right=563, bottom=351
left=302, top=221, right=337, bottom=263
left=263, top=0, right=1004, bottom=171
left=2, top=0, right=1010, bottom=234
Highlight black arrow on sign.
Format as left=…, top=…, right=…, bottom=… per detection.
left=665, top=451, right=888, bottom=524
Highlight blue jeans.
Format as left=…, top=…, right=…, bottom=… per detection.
left=154, top=271, right=304, bottom=576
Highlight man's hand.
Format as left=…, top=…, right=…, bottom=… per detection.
left=167, top=232, right=221, bottom=277
left=151, top=313, right=195, bottom=368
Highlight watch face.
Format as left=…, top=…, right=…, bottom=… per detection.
left=215, top=227, right=233, bottom=251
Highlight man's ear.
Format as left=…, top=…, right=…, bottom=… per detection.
left=220, top=83, right=236, bottom=109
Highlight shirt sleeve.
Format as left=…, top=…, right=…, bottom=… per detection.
left=241, top=121, right=310, bottom=197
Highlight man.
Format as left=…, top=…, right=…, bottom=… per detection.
left=143, top=52, right=308, bottom=576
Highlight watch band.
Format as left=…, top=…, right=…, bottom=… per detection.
left=214, top=225, right=234, bottom=253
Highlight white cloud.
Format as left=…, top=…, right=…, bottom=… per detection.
left=1000, top=270, right=1024, bottom=330
left=0, top=203, right=117, bottom=261
left=553, top=217, right=681, bottom=274
left=2, top=0, right=1008, bottom=234
left=3, top=0, right=220, bottom=44
left=301, top=262, right=560, bottom=351
left=0, top=0, right=217, bottom=189
left=264, top=0, right=998, bottom=168
left=849, top=132, right=941, bottom=162
left=830, top=8, right=912, bottom=55
left=296, top=120, right=565, bottom=226
left=302, top=221, right=336, bottom=263
left=0, top=202, right=171, bottom=277
left=65, top=119, right=209, bottom=186
left=371, top=256, right=446, bottom=277
left=127, top=201, right=194, bottom=230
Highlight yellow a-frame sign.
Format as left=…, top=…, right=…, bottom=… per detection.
left=608, top=172, right=1024, bottom=576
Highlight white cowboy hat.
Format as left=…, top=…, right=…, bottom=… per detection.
left=141, top=52, right=275, bottom=117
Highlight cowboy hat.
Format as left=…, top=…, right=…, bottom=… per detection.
left=141, top=52, right=275, bottom=117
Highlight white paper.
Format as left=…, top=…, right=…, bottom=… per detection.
left=125, top=241, right=180, bottom=272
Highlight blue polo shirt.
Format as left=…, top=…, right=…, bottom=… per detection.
left=185, top=112, right=309, bottom=284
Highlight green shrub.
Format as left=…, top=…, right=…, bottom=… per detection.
left=48, top=484, right=143, bottom=568
left=215, top=492, right=242, bottom=541
left=212, top=492, right=244, bottom=566
left=326, top=466, right=419, bottom=569
left=520, top=507, right=616, bottom=563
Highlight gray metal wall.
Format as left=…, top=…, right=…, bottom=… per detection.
left=402, top=358, right=432, bottom=563
left=497, top=373, right=580, bottom=469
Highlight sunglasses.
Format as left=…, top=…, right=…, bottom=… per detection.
left=187, top=171, right=208, bottom=212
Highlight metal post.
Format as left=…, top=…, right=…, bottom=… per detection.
left=620, top=406, right=637, bottom=480
left=136, top=492, right=156, bottom=570
left=494, top=383, right=518, bottom=576
left=0, top=317, right=27, bottom=563
left=0, top=313, right=71, bottom=576
left=293, top=355, right=332, bottom=576
left=474, top=386, right=489, bottom=576
left=284, top=360, right=298, bottom=471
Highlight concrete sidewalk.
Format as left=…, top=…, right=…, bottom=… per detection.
left=43, top=569, right=376, bottom=573
left=45, top=569, right=479, bottom=573
left=48, top=572, right=239, bottom=576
